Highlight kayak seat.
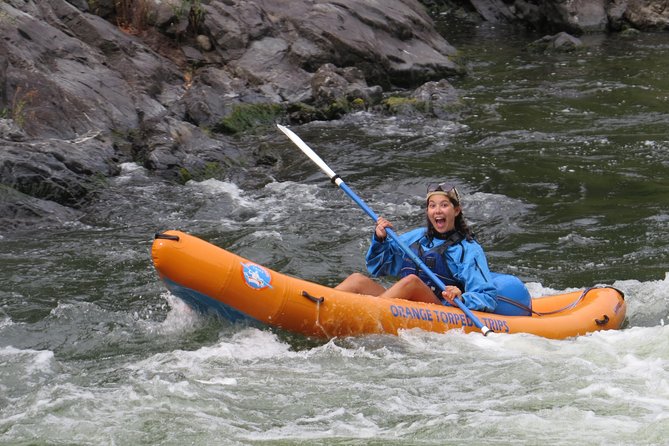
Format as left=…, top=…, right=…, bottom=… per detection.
left=491, top=272, right=532, bottom=316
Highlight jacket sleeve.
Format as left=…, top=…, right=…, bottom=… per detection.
left=448, top=240, right=498, bottom=312
left=365, top=228, right=424, bottom=278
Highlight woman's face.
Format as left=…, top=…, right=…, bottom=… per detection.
left=427, top=194, right=460, bottom=233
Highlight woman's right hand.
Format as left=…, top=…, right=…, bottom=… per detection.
left=442, top=286, right=462, bottom=306
left=375, top=217, right=393, bottom=241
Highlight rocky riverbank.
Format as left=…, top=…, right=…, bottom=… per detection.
left=1, top=0, right=667, bottom=230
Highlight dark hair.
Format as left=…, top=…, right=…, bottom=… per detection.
left=425, top=196, right=474, bottom=241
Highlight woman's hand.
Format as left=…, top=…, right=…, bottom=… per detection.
left=442, top=286, right=462, bottom=306
left=374, top=217, right=393, bottom=241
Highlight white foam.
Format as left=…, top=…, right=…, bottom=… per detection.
left=119, top=162, right=145, bottom=174
left=248, top=230, right=283, bottom=240
left=0, top=346, right=55, bottom=374
left=0, top=316, right=12, bottom=328
left=150, top=292, right=204, bottom=335
left=193, top=377, right=238, bottom=386
left=187, top=178, right=254, bottom=205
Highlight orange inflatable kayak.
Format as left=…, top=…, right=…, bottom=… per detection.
left=151, top=230, right=627, bottom=339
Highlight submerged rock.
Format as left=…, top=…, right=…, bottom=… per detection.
left=410, top=79, right=461, bottom=119
left=529, top=32, right=584, bottom=53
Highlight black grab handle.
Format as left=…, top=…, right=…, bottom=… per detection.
left=595, top=315, right=610, bottom=326
left=155, top=232, right=180, bottom=241
left=302, top=291, right=324, bottom=304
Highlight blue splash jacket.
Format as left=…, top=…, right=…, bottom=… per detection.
left=365, top=227, right=498, bottom=312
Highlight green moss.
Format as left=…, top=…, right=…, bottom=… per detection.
left=382, top=96, right=429, bottom=114
left=88, top=172, right=110, bottom=192
left=0, top=9, right=17, bottom=25
left=215, top=103, right=284, bottom=135
left=179, top=167, right=192, bottom=184
left=351, top=97, right=366, bottom=110
left=288, top=102, right=318, bottom=114
left=7, top=86, right=38, bottom=129
left=201, top=161, right=226, bottom=179
left=384, top=96, right=414, bottom=108
left=178, top=162, right=227, bottom=184
left=323, top=97, right=351, bottom=120
left=286, top=102, right=324, bottom=123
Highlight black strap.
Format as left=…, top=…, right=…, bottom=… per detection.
left=497, top=295, right=538, bottom=315
left=155, top=232, right=180, bottom=241
left=522, top=286, right=624, bottom=317
left=431, top=231, right=465, bottom=254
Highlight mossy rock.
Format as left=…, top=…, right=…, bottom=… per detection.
left=215, top=103, right=285, bottom=135
left=381, top=96, right=429, bottom=114
left=286, top=102, right=326, bottom=123
left=178, top=161, right=227, bottom=184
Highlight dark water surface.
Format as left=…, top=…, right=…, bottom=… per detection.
left=1, top=26, right=668, bottom=445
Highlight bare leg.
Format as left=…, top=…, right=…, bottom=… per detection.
left=379, top=274, right=442, bottom=305
left=335, top=272, right=386, bottom=296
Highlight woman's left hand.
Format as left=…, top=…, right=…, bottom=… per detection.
left=442, top=286, right=462, bottom=306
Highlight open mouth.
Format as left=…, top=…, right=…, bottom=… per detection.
left=434, top=217, right=447, bottom=231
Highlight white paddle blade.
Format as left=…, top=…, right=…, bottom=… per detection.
left=277, top=124, right=338, bottom=180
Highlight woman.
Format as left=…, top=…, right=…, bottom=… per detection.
left=335, top=182, right=497, bottom=312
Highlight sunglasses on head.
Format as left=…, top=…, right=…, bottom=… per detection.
left=426, top=182, right=460, bottom=202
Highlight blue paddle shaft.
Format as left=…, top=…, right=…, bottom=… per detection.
left=338, top=182, right=490, bottom=334
left=276, top=124, right=491, bottom=335
left=337, top=183, right=442, bottom=293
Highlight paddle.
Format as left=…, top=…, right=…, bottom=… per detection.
left=277, top=124, right=492, bottom=336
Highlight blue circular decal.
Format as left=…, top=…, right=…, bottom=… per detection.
left=241, top=262, right=272, bottom=290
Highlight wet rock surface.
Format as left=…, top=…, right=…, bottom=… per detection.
left=0, top=0, right=666, bottom=229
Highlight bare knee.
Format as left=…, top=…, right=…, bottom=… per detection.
left=382, top=274, right=440, bottom=304
left=335, top=273, right=385, bottom=295
left=400, top=274, right=424, bottom=287
left=336, top=272, right=367, bottom=289
left=382, top=274, right=422, bottom=295
left=347, top=272, right=368, bottom=282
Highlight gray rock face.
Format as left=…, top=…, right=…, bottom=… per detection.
left=311, top=64, right=383, bottom=108
left=1, top=0, right=181, bottom=140
left=194, top=0, right=463, bottom=105
left=1, top=133, right=116, bottom=206
left=0, top=0, right=667, bottom=229
left=0, top=0, right=462, bottom=230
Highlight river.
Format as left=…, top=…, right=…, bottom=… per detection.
left=1, top=25, right=668, bottom=445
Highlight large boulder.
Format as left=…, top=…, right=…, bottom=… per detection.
left=623, top=0, right=669, bottom=30
left=203, top=0, right=463, bottom=94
